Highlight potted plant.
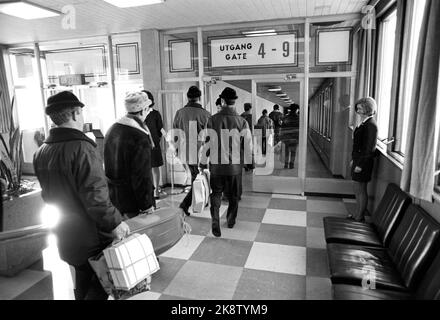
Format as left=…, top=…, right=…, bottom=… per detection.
left=0, top=94, right=48, bottom=277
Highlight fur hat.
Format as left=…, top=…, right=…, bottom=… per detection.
left=125, top=92, right=152, bottom=113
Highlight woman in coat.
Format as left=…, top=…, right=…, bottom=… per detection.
left=350, top=97, right=378, bottom=222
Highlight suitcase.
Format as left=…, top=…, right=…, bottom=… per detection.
left=124, top=208, right=184, bottom=256
left=191, top=170, right=210, bottom=213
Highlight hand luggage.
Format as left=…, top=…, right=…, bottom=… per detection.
left=88, top=233, right=158, bottom=300
left=191, top=169, right=210, bottom=213
left=124, top=207, right=185, bottom=256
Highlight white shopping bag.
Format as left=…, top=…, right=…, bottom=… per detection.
left=191, top=170, right=210, bottom=213
left=103, top=233, right=160, bottom=291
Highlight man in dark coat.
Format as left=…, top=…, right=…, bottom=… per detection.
left=172, top=86, right=211, bottom=216
left=269, top=104, right=284, bottom=145
left=33, top=91, right=130, bottom=300
left=202, top=87, right=253, bottom=237
left=104, top=92, right=155, bottom=218
left=280, top=104, right=300, bottom=169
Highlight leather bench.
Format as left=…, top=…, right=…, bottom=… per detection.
left=324, top=183, right=411, bottom=247
left=332, top=247, right=440, bottom=300
left=327, top=204, right=440, bottom=292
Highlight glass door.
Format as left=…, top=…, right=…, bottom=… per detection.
left=305, top=76, right=356, bottom=194
left=252, top=78, right=304, bottom=194
left=158, top=89, right=189, bottom=193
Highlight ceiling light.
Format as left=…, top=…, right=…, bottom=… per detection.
left=102, top=0, right=164, bottom=8
left=268, top=87, right=282, bottom=92
left=276, top=93, right=287, bottom=97
left=245, top=33, right=277, bottom=37
left=242, top=29, right=276, bottom=35
left=281, top=97, right=290, bottom=100
left=0, top=1, right=60, bottom=19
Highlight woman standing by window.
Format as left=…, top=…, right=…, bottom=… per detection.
left=350, top=97, right=378, bottom=222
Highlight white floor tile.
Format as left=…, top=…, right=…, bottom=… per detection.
left=159, top=234, right=205, bottom=260
left=218, top=221, right=261, bottom=242
left=262, top=209, right=307, bottom=227
left=245, top=242, right=306, bottom=275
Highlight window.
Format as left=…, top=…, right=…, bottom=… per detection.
left=395, top=0, right=427, bottom=155
left=375, top=9, right=397, bottom=141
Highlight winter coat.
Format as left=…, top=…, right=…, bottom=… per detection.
left=104, top=115, right=155, bottom=217
left=33, top=127, right=123, bottom=266
left=172, top=101, right=211, bottom=165
left=205, top=106, right=253, bottom=176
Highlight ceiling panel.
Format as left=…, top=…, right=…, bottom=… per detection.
left=0, top=0, right=367, bottom=45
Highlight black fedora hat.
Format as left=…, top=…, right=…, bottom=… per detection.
left=45, top=91, right=85, bottom=115
left=220, top=87, right=238, bottom=100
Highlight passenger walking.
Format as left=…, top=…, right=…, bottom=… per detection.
left=280, top=104, right=300, bottom=169
left=240, top=103, right=253, bottom=132
left=33, top=91, right=130, bottom=300
left=350, top=97, right=378, bottom=222
left=173, top=86, right=211, bottom=216
left=215, top=97, right=222, bottom=113
left=269, top=104, right=284, bottom=145
left=142, top=90, right=167, bottom=200
left=203, top=87, right=252, bottom=237
left=257, top=109, right=274, bottom=155
left=104, top=92, right=155, bottom=218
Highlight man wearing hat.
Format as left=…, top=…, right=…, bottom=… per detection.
left=172, top=85, right=211, bottom=216
left=203, top=87, right=252, bottom=237
left=33, top=91, right=130, bottom=300
left=104, top=91, right=156, bottom=218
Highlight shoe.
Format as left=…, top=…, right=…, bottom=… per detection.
left=289, top=163, right=294, bottom=169
left=227, top=223, right=235, bottom=229
left=284, top=164, right=289, bottom=169
left=212, top=225, right=221, bottom=237
left=346, top=214, right=355, bottom=221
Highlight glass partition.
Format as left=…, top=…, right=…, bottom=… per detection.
left=39, top=36, right=115, bottom=134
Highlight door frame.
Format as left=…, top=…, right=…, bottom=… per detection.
left=251, top=77, right=306, bottom=195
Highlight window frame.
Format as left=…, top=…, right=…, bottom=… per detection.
left=392, top=0, right=427, bottom=158
left=373, top=4, right=399, bottom=153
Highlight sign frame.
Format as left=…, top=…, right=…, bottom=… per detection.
left=116, top=42, right=140, bottom=75
left=208, top=31, right=299, bottom=70
left=168, top=38, right=195, bottom=73
left=315, top=27, right=353, bottom=66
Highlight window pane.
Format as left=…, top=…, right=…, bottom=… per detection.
left=399, top=0, right=427, bottom=154
left=376, top=10, right=397, bottom=140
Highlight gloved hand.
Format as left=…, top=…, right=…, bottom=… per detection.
left=112, top=221, right=130, bottom=241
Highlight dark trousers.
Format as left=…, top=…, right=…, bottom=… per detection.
left=210, top=174, right=241, bottom=228
left=73, top=262, right=108, bottom=300
left=179, top=164, right=199, bottom=212
left=284, top=142, right=298, bottom=166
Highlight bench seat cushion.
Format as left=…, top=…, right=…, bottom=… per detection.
left=324, top=217, right=383, bottom=247
left=327, top=243, right=408, bottom=292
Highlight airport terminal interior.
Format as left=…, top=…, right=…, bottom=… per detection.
left=0, top=0, right=440, bottom=300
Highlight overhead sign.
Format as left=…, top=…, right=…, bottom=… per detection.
left=209, top=33, right=297, bottom=68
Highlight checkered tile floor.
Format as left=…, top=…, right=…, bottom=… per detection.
left=128, top=191, right=357, bottom=300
